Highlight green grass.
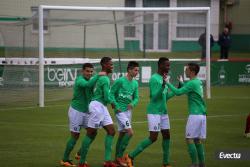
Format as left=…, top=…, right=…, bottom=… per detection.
left=0, top=86, right=250, bottom=167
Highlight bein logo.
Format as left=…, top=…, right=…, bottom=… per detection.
left=219, top=152, right=241, bottom=159
left=47, top=67, right=78, bottom=87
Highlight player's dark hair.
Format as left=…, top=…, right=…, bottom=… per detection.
left=100, top=56, right=112, bottom=66
left=127, top=61, right=139, bottom=72
left=158, top=57, right=169, bottom=67
left=188, top=62, right=200, bottom=75
left=82, top=63, right=93, bottom=70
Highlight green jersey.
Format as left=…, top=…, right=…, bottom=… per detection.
left=110, top=76, right=139, bottom=113
left=92, top=75, right=111, bottom=106
left=71, top=75, right=99, bottom=112
left=147, top=73, right=174, bottom=115
left=167, top=77, right=206, bottom=115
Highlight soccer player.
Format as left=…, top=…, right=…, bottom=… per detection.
left=110, top=61, right=139, bottom=167
left=167, top=63, right=207, bottom=167
left=124, top=57, right=174, bottom=167
left=78, top=57, right=117, bottom=167
left=244, top=113, right=250, bottom=138
left=60, top=63, right=106, bottom=167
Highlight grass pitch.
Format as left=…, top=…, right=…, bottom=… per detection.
left=0, top=86, right=250, bottom=167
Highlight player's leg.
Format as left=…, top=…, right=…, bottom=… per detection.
left=124, top=131, right=157, bottom=167
left=79, top=127, right=97, bottom=166
left=78, top=101, right=102, bottom=166
left=186, top=115, right=199, bottom=166
left=186, top=138, right=198, bottom=167
left=61, top=132, right=79, bottom=167
left=102, top=105, right=117, bottom=167
left=118, top=128, right=133, bottom=157
left=103, top=124, right=117, bottom=167
left=194, top=138, right=205, bottom=167
left=115, top=131, right=127, bottom=167
left=75, top=112, right=90, bottom=160
left=61, top=107, right=82, bottom=167
left=116, top=111, right=133, bottom=159
left=245, top=113, right=250, bottom=137
left=115, top=112, right=127, bottom=159
left=124, top=114, right=160, bottom=167
left=116, top=131, right=125, bottom=158
left=161, top=114, right=171, bottom=167
left=161, top=129, right=171, bottom=167
left=195, top=115, right=206, bottom=167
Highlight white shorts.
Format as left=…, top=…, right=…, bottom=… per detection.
left=147, top=114, right=170, bottom=132
left=115, top=110, right=132, bottom=132
left=88, top=101, right=113, bottom=129
left=186, top=115, right=206, bottom=139
left=68, top=106, right=89, bottom=133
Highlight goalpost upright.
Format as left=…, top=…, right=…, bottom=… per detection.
left=38, top=5, right=211, bottom=107
left=39, top=5, right=44, bottom=107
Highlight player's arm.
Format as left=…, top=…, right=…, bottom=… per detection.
left=179, top=75, right=185, bottom=88
left=167, top=82, right=192, bottom=96
left=129, top=82, right=139, bottom=108
left=110, top=79, right=121, bottom=110
left=150, top=78, right=164, bottom=101
left=77, top=74, right=99, bottom=88
left=78, top=72, right=106, bottom=88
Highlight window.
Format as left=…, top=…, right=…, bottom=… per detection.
left=124, top=26, right=136, bottom=37
left=176, top=0, right=210, bottom=39
left=31, top=7, right=49, bottom=33
left=125, top=0, right=136, bottom=7
left=143, top=0, right=170, bottom=7
left=177, top=0, right=210, bottom=7
left=124, top=0, right=136, bottom=38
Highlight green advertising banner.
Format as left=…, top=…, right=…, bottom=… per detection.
left=1, top=61, right=250, bottom=87
left=211, top=61, right=250, bottom=85
left=44, top=61, right=194, bottom=87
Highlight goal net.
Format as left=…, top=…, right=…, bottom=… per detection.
left=0, top=19, right=39, bottom=107
left=0, top=6, right=211, bottom=108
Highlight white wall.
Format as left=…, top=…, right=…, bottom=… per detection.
left=0, top=0, right=123, bottom=17
left=0, top=0, right=124, bottom=49
left=0, top=0, right=220, bottom=51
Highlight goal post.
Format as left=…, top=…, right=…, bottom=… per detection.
left=39, top=6, right=45, bottom=107
left=38, top=5, right=211, bottom=107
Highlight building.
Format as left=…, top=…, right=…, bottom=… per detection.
left=219, top=0, right=250, bottom=52
left=2, top=0, right=248, bottom=55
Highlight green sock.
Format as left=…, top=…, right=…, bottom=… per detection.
left=129, top=138, right=153, bottom=159
left=115, top=136, right=123, bottom=158
left=187, top=143, right=198, bottom=164
left=195, top=143, right=205, bottom=164
left=77, top=133, right=96, bottom=156
left=79, top=135, right=94, bottom=164
left=162, top=139, right=170, bottom=165
left=63, top=136, right=77, bottom=161
left=104, top=135, right=114, bottom=161
left=118, top=133, right=132, bottom=158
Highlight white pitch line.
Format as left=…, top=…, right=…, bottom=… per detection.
left=0, top=104, right=67, bottom=111
left=1, top=96, right=250, bottom=111
left=133, top=113, right=247, bottom=124
left=0, top=113, right=247, bottom=128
